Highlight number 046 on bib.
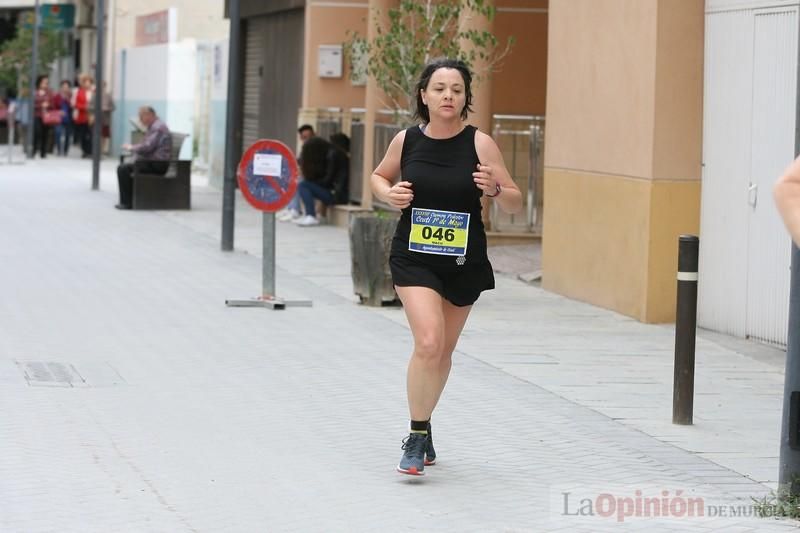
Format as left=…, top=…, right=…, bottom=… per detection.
left=408, top=208, right=470, bottom=256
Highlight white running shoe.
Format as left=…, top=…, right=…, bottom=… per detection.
left=295, top=214, right=321, bottom=227
left=277, top=208, right=300, bottom=222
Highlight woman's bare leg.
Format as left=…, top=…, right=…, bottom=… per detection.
left=395, top=286, right=472, bottom=420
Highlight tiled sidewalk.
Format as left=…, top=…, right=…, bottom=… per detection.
left=0, top=159, right=793, bottom=532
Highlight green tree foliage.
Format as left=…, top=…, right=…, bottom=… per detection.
left=346, top=0, right=513, bottom=123
left=0, top=25, right=66, bottom=91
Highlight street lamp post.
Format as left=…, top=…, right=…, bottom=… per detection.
left=91, top=0, right=105, bottom=190
left=221, top=0, right=241, bottom=251
left=777, top=14, right=800, bottom=495
left=27, top=0, right=40, bottom=158
left=779, top=246, right=800, bottom=492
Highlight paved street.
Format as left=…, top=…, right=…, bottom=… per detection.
left=0, top=158, right=797, bottom=532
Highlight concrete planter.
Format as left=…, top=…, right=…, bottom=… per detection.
left=349, top=212, right=400, bottom=306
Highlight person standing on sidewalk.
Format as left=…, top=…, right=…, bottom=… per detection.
left=370, top=58, right=522, bottom=476
left=52, top=81, right=73, bottom=156
left=32, top=75, right=54, bottom=159
left=71, top=73, right=94, bottom=158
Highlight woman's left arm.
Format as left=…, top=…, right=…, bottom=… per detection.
left=473, top=130, right=523, bottom=214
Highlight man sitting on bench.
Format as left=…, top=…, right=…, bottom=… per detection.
left=116, top=106, right=172, bottom=210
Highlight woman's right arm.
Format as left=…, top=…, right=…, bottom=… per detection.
left=775, top=156, right=800, bottom=246
left=371, top=130, right=413, bottom=209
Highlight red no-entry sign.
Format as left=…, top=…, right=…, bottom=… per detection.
left=237, top=139, right=299, bottom=212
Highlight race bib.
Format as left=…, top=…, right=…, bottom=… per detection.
left=408, top=208, right=470, bottom=256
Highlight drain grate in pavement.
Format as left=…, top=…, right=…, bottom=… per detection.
left=16, top=361, right=88, bottom=388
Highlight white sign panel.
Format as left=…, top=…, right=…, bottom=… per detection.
left=253, top=154, right=283, bottom=176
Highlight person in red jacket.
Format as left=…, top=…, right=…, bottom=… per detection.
left=51, top=80, right=73, bottom=156
left=32, top=75, right=54, bottom=158
left=71, top=73, right=94, bottom=158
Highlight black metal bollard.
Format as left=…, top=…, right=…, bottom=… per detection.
left=673, top=235, right=699, bottom=425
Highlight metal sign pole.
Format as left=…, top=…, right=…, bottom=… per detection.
left=8, top=111, right=14, bottom=163
left=221, top=0, right=241, bottom=251
left=225, top=211, right=311, bottom=310
left=262, top=212, right=276, bottom=298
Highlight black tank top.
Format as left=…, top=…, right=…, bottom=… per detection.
left=390, top=124, right=489, bottom=267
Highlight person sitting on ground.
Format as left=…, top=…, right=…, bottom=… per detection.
left=294, top=136, right=339, bottom=227
left=115, top=106, right=172, bottom=210
left=329, top=132, right=351, bottom=205
left=277, top=124, right=316, bottom=222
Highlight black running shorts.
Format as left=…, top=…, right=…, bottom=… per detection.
left=389, top=254, right=495, bottom=307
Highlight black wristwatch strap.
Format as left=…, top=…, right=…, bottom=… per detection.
left=486, top=183, right=502, bottom=198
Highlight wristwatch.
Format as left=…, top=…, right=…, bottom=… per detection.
left=486, top=183, right=502, bottom=198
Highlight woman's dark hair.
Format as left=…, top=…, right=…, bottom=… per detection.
left=413, top=58, right=473, bottom=123
left=35, top=75, right=48, bottom=89
left=299, top=136, right=331, bottom=183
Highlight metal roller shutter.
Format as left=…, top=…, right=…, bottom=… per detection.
left=700, top=2, right=797, bottom=347
left=242, top=17, right=267, bottom=150
left=259, top=9, right=304, bottom=149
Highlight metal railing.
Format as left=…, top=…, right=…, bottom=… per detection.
left=316, top=107, right=343, bottom=140
left=309, top=108, right=547, bottom=217
left=490, top=114, right=545, bottom=234
left=349, top=120, right=365, bottom=203
left=299, top=107, right=366, bottom=203
left=346, top=109, right=403, bottom=205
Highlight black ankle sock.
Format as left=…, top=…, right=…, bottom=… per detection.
left=410, top=419, right=428, bottom=434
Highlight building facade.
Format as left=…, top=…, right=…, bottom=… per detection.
left=222, top=0, right=792, bottom=348
left=108, top=0, right=229, bottom=174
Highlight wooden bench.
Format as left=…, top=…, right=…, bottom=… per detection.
left=127, top=132, right=191, bottom=210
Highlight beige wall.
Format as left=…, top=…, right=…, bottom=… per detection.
left=302, top=1, right=368, bottom=110
left=542, top=171, right=701, bottom=322
left=542, top=0, right=704, bottom=323
left=543, top=170, right=651, bottom=316
left=646, top=180, right=702, bottom=321
left=492, top=0, right=548, bottom=115
left=461, top=1, right=496, bottom=134
left=113, top=0, right=229, bottom=50
left=652, top=0, right=704, bottom=181
left=545, top=0, right=657, bottom=178
left=299, top=0, right=549, bottom=117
